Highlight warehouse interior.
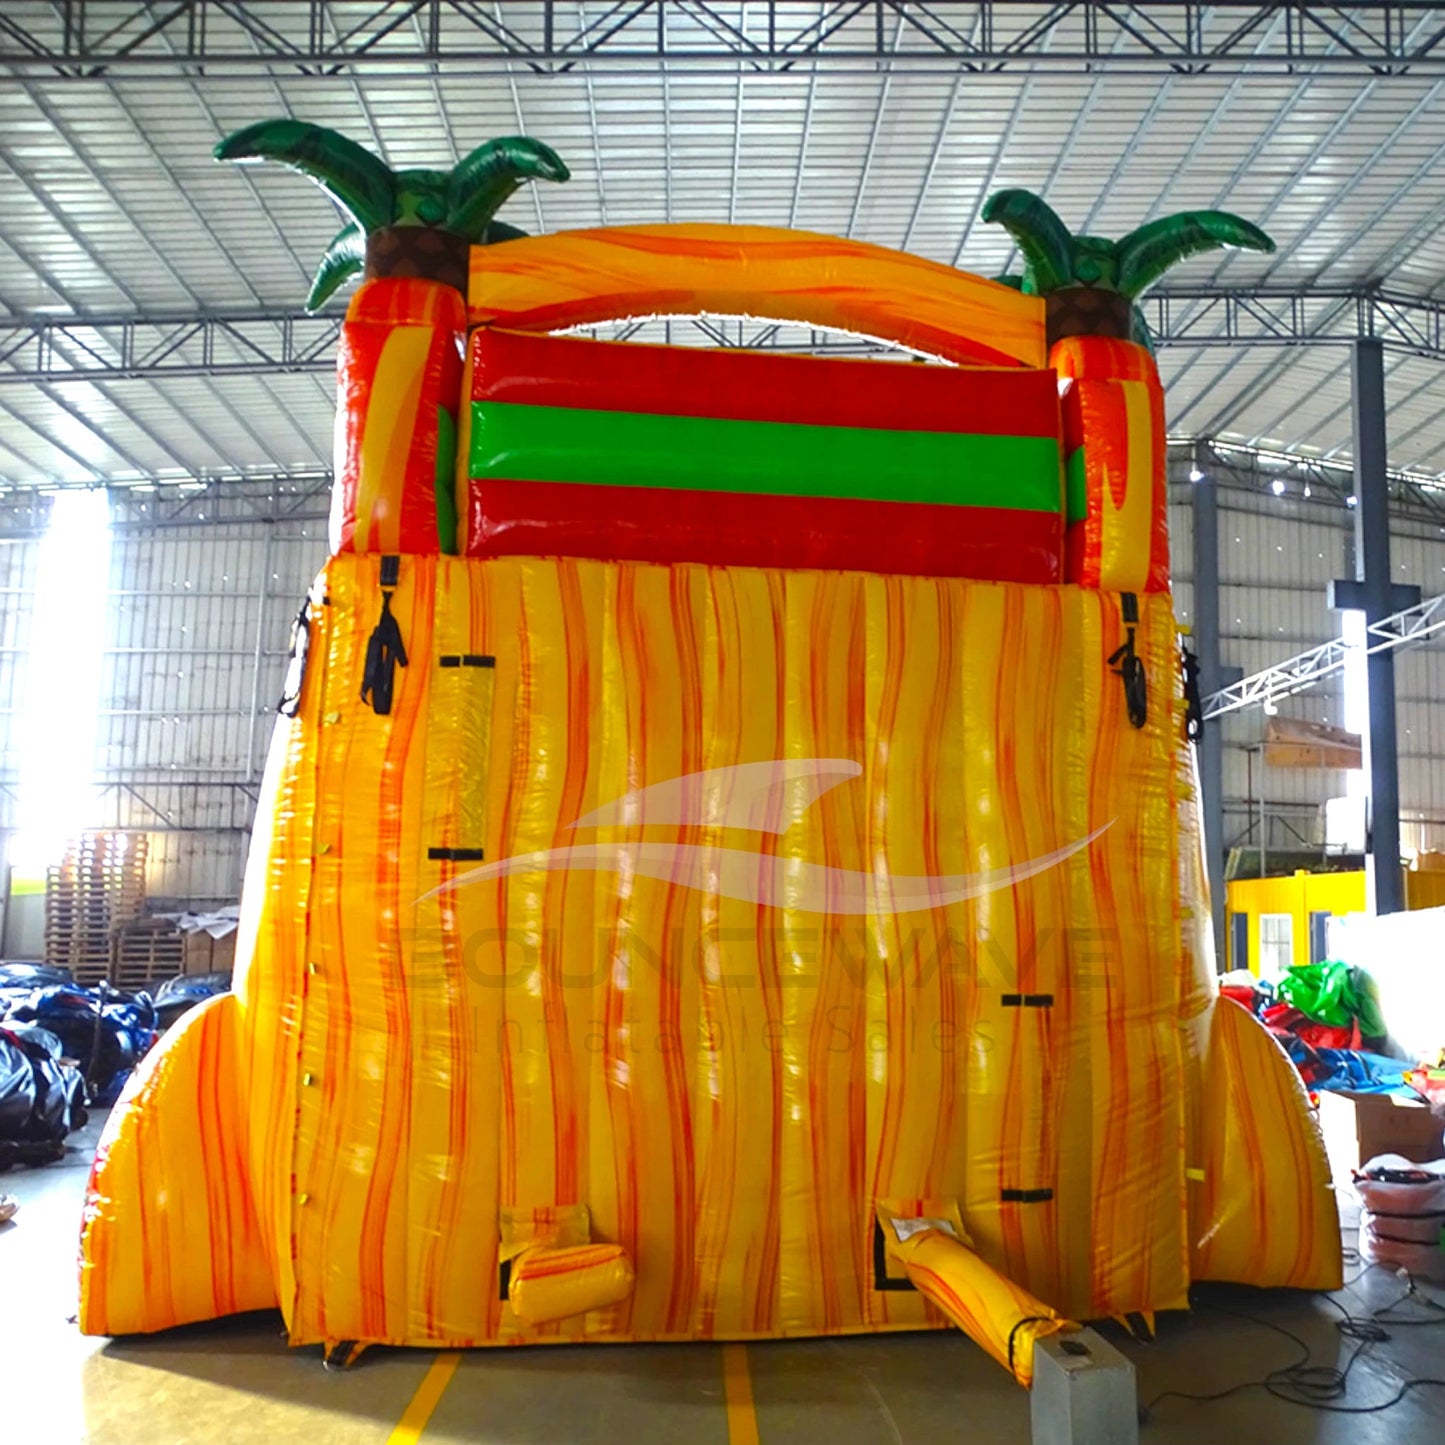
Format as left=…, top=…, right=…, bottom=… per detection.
left=3, top=4, right=1445, bottom=1443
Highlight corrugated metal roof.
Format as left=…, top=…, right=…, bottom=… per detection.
left=2, top=20, right=1443, bottom=486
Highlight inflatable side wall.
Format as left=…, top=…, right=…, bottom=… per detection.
left=80, top=221, right=1339, bottom=1369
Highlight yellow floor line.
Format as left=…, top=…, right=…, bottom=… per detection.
left=388, top=1350, right=462, bottom=1445
left=722, top=1343, right=761, bottom=1445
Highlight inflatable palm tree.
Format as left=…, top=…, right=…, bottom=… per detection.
left=983, top=189, right=1273, bottom=348
left=215, top=121, right=569, bottom=556
left=216, top=120, right=569, bottom=309
left=982, top=190, right=1274, bottom=593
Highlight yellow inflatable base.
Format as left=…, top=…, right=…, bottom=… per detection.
left=80, top=555, right=1339, bottom=1360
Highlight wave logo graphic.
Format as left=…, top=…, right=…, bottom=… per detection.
left=424, top=759, right=1109, bottom=915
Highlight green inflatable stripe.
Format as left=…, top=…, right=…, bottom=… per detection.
left=435, top=404, right=458, bottom=555
left=470, top=402, right=1062, bottom=513
left=1065, top=447, right=1088, bottom=526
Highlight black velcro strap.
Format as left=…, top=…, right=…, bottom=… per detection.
left=428, top=847, right=486, bottom=862
left=360, top=589, right=408, bottom=716
left=1108, top=617, right=1149, bottom=730
left=1001, top=993, right=1055, bottom=1008
left=439, top=654, right=496, bottom=669
left=1121, top=590, right=1139, bottom=624
left=1001, top=1188, right=1054, bottom=1204
left=380, top=554, right=400, bottom=588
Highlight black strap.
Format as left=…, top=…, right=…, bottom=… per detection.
left=1107, top=594, right=1148, bottom=730
left=1007, top=1314, right=1055, bottom=1377
left=1001, top=1188, right=1054, bottom=1203
left=277, top=598, right=311, bottom=717
left=1181, top=640, right=1203, bottom=743
left=1001, top=993, right=1055, bottom=1008
left=360, top=587, right=408, bottom=716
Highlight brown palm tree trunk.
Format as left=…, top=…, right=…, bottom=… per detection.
left=1044, top=286, right=1134, bottom=349
left=365, top=226, right=470, bottom=295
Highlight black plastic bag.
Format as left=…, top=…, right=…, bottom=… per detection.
left=0, top=1026, right=87, bottom=1160
left=153, top=971, right=232, bottom=1032
left=4, top=984, right=156, bottom=1105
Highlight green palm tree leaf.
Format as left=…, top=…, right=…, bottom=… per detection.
left=306, top=222, right=366, bottom=311
left=981, top=189, right=1074, bottom=294
left=1116, top=211, right=1275, bottom=299
left=214, top=119, right=394, bottom=233
left=446, top=137, right=570, bottom=242
left=993, top=273, right=1026, bottom=291
left=482, top=219, right=529, bottom=244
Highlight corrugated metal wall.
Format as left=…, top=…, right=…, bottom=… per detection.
left=0, top=485, right=327, bottom=904
left=1, top=469, right=1443, bottom=905
left=0, top=526, right=40, bottom=784
left=1170, top=474, right=1445, bottom=860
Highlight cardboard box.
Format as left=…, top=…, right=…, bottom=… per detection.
left=181, top=929, right=237, bottom=977
left=1317, top=1088, right=1444, bottom=1183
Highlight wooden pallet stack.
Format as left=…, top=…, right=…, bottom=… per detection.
left=108, top=917, right=188, bottom=991
left=44, top=832, right=151, bottom=985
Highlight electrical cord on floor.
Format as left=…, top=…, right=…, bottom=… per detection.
left=1368, top=1274, right=1445, bottom=1330
left=1140, top=1273, right=1445, bottom=1424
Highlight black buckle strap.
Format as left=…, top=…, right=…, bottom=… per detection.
left=1107, top=592, right=1148, bottom=730
left=360, top=557, right=408, bottom=716
left=1181, top=639, right=1203, bottom=743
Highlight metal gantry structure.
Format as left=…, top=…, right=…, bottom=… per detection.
left=4, top=3, right=1445, bottom=76
left=1142, top=286, right=1445, bottom=362
left=1203, top=592, right=1445, bottom=721
left=0, top=310, right=343, bottom=386
left=5, top=284, right=1445, bottom=387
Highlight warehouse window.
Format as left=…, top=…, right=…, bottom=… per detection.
left=10, top=489, right=112, bottom=872
left=1258, top=913, right=1295, bottom=980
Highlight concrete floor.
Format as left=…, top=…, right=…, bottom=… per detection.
left=3, top=1115, right=1443, bottom=1444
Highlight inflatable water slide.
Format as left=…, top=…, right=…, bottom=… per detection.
left=79, top=124, right=1340, bottom=1384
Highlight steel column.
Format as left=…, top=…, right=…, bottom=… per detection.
left=1349, top=339, right=1407, bottom=915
